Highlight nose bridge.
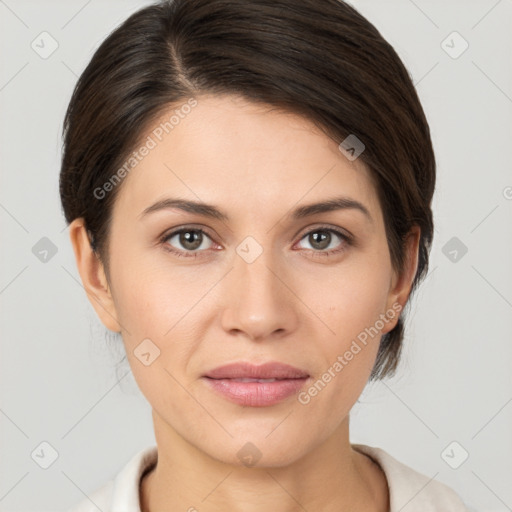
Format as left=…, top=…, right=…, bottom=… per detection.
left=237, top=246, right=278, bottom=295
left=235, top=236, right=283, bottom=307
left=221, top=235, right=297, bottom=339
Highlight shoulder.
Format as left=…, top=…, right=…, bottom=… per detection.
left=66, top=445, right=158, bottom=512
left=352, top=443, right=473, bottom=512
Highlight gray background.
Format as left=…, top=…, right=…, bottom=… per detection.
left=1, top=0, right=511, bottom=511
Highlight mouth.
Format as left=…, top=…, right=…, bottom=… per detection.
left=201, top=361, right=310, bottom=407
left=202, top=377, right=310, bottom=407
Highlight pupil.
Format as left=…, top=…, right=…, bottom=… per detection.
left=181, top=230, right=202, bottom=250
left=311, top=231, right=330, bottom=250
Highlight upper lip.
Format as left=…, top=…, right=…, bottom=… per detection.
left=203, top=362, right=310, bottom=380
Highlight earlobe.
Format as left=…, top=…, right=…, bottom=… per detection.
left=68, top=218, right=121, bottom=332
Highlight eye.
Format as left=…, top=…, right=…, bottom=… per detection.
left=159, top=225, right=353, bottom=259
left=295, top=226, right=352, bottom=256
left=160, top=227, right=216, bottom=257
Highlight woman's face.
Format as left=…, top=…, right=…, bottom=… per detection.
left=75, top=93, right=418, bottom=467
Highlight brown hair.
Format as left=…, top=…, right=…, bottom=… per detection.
left=59, top=0, right=436, bottom=381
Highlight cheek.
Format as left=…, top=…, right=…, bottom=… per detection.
left=301, top=252, right=393, bottom=385
left=294, top=265, right=392, bottom=420
left=109, top=246, right=200, bottom=332
left=306, top=254, right=392, bottom=340
left=108, top=252, right=214, bottom=373
left=110, top=262, right=203, bottom=408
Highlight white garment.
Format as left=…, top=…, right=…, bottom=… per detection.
left=67, top=443, right=475, bottom=511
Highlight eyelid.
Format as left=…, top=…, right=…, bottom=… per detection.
left=160, top=224, right=216, bottom=241
left=295, top=223, right=353, bottom=243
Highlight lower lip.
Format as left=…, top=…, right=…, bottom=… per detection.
left=202, top=377, right=309, bottom=407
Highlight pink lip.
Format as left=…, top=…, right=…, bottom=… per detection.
left=203, top=377, right=310, bottom=407
left=202, top=361, right=310, bottom=407
left=203, top=361, right=310, bottom=380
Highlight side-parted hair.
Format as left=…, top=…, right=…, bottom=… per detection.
left=59, top=0, right=436, bottom=381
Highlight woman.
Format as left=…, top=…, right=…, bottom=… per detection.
left=61, top=0, right=472, bottom=510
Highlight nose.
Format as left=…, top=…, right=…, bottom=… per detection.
left=220, top=245, right=299, bottom=342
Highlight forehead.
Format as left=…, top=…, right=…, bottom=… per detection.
left=111, top=93, right=382, bottom=226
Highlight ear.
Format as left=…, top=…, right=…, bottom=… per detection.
left=68, top=218, right=121, bottom=332
left=382, top=225, right=421, bottom=334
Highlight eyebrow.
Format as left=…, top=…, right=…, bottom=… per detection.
left=139, top=196, right=373, bottom=223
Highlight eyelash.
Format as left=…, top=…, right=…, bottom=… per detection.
left=159, top=225, right=353, bottom=259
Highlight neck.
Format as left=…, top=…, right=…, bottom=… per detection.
left=140, top=411, right=389, bottom=512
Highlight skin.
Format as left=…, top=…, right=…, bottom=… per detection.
left=69, top=93, right=420, bottom=512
